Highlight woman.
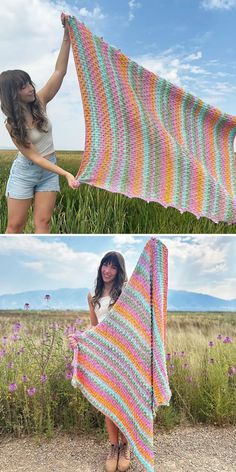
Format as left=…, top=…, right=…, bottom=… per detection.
left=69, top=251, right=131, bottom=472
left=0, top=13, right=78, bottom=234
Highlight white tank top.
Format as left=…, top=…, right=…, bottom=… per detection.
left=27, top=114, right=54, bottom=156
left=89, top=291, right=113, bottom=324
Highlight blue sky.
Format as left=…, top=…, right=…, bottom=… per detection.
left=1, top=234, right=236, bottom=300
left=0, top=0, right=236, bottom=150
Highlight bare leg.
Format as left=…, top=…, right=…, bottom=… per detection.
left=105, top=416, right=119, bottom=445
left=34, top=191, right=57, bottom=234
left=6, top=197, right=32, bottom=234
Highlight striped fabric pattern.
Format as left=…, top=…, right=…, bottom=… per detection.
left=68, top=16, right=236, bottom=224
left=72, top=238, right=171, bottom=472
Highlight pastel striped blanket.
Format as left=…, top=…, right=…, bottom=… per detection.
left=67, top=16, right=236, bottom=224
left=71, top=238, right=171, bottom=472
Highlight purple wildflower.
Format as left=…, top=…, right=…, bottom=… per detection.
left=66, top=325, right=75, bottom=335
left=208, top=341, right=214, bottom=347
left=223, top=337, right=233, bottom=344
left=12, top=334, right=20, bottom=342
left=75, top=318, right=83, bottom=325
left=166, top=353, right=171, bottom=361
left=65, top=372, right=73, bottom=380
left=19, top=347, right=25, bottom=353
left=12, top=322, right=21, bottom=332
left=2, top=336, right=7, bottom=345
left=0, top=349, right=6, bottom=359
left=179, top=351, right=185, bottom=357
left=9, top=383, right=17, bottom=392
left=27, top=387, right=36, bottom=397
left=21, top=375, right=28, bottom=382
left=7, top=362, right=14, bottom=369
left=183, top=363, right=189, bottom=369
left=40, top=374, right=48, bottom=384
left=66, top=362, right=73, bottom=371
left=217, top=334, right=222, bottom=340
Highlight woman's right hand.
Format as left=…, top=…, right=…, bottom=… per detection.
left=65, top=172, right=80, bottom=189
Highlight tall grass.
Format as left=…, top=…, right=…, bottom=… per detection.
left=0, top=310, right=235, bottom=437
left=1, top=151, right=236, bottom=233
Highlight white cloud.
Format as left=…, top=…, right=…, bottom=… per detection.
left=128, top=0, right=141, bottom=21
left=185, top=51, right=202, bottom=61
left=0, top=236, right=100, bottom=288
left=23, top=261, right=44, bottom=272
left=78, top=7, right=105, bottom=20
left=193, top=277, right=236, bottom=299
left=160, top=236, right=236, bottom=298
left=112, top=235, right=141, bottom=246
left=201, top=0, right=236, bottom=9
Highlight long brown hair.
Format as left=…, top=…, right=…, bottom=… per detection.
left=93, top=252, right=128, bottom=309
left=0, top=70, right=48, bottom=147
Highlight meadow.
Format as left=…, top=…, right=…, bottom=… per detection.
left=0, top=310, right=235, bottom=438
left=1, top=150, right=236, bottom=234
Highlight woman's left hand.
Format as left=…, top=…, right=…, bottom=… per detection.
left=61, top=12, right=69, bottom=35
left=65, top=172, right=80, bottom=189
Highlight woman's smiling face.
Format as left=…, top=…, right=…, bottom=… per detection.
left=101, top=261, right=118, bottom=285
left=18, top=82, right=35, bottom=103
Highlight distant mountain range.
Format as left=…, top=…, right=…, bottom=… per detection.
left=168, top=290, right=236, bottom=311
left=0, top=288, right=236, bottom=312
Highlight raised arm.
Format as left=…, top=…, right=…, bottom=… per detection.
left=37, top=13, right=70, bottom=105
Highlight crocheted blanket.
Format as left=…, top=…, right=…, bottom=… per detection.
left=71, top=238, right=171, bottom=472
left=67, top=16, right=236, bottom=224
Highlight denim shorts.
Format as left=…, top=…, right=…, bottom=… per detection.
left=6, top=153, right=60, bottom=199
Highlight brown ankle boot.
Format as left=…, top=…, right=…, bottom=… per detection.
left=117, top=442, right=131, bottom=471
left=105, top=443, right=119, bottom=472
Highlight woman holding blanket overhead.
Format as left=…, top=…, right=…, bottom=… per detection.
left=69, top=251, right=131, bottom=472
left=0, top=13, right=78, bottom=234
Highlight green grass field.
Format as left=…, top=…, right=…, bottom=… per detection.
left=1, top=150, right=236, bottom=234
left=0, top=310, right=235, bottom=436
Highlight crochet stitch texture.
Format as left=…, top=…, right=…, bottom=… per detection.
left=68, top=16, right=236, bottom=224
left=72, top=238, right=171, bottom=472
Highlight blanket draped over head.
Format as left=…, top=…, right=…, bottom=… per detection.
left=67, top=16, right=236, bottom=224
left=71, top=238, right=171, bottom=472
